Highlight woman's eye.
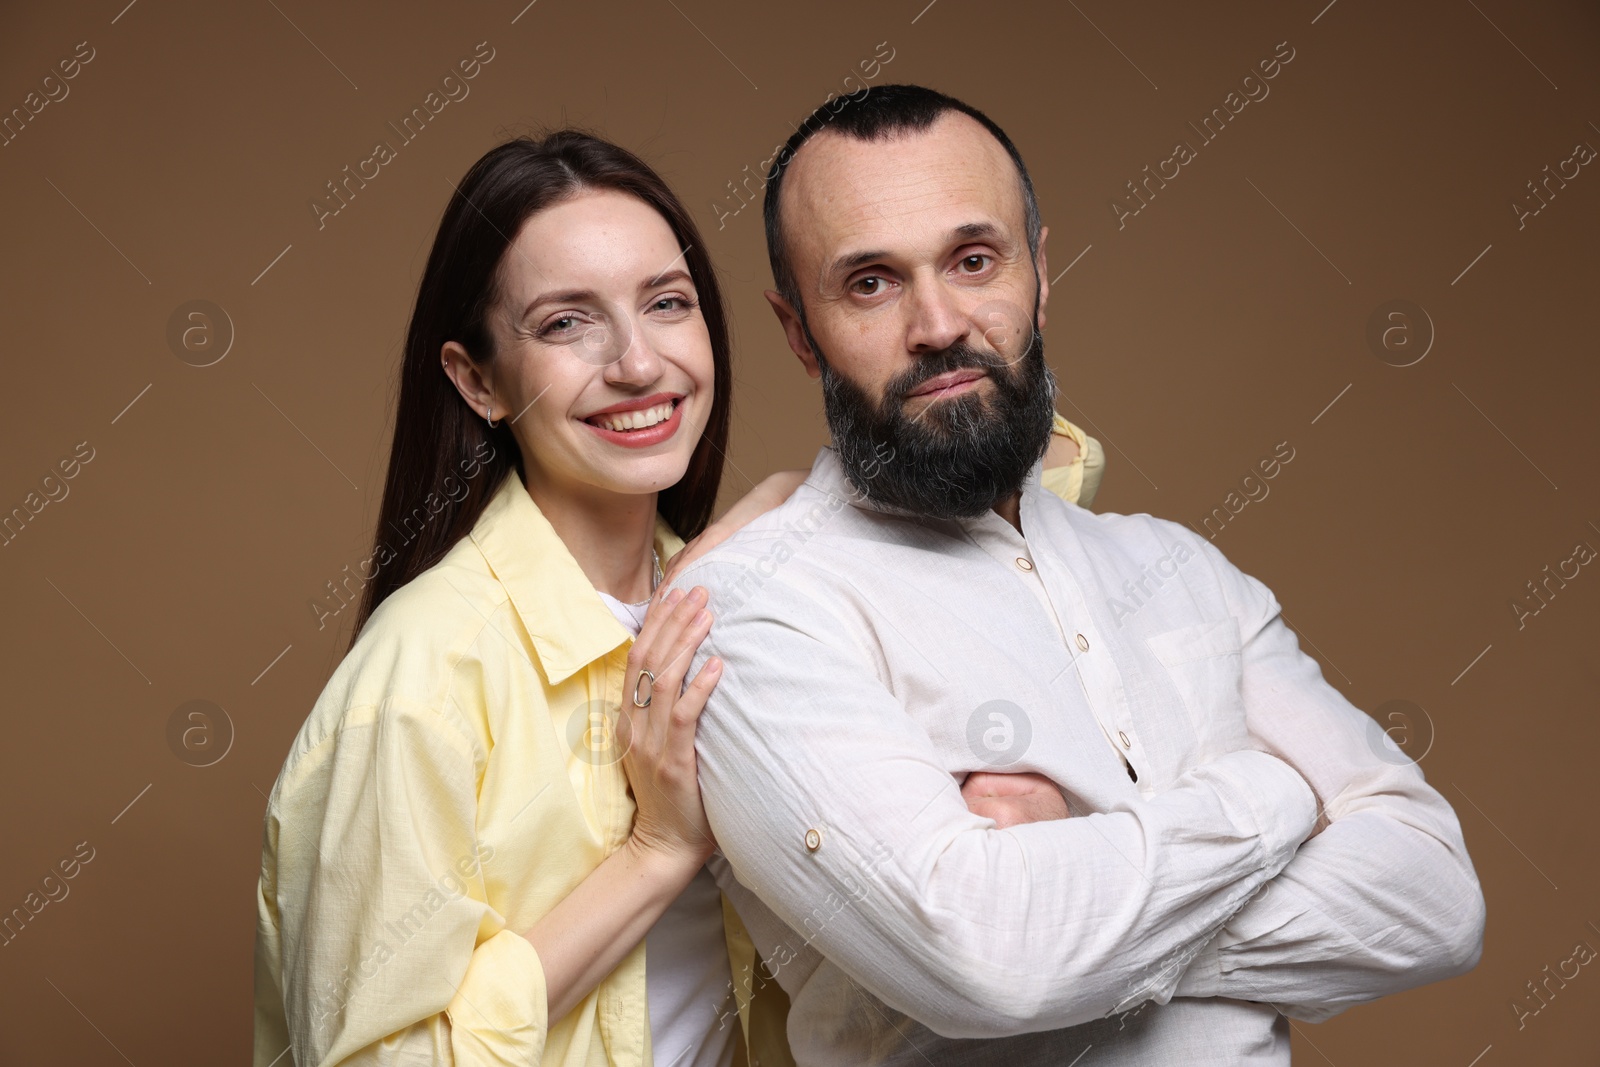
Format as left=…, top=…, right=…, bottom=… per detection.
left=537, top=313, right=585, bottom=339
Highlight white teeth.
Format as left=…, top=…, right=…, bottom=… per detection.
left=593, top=401, right=673, bottom=433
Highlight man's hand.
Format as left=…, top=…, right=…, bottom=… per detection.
left=960, top=771, right=1071, bottom=829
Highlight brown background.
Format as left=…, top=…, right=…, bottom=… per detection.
left=1, top=0, right=1596, bottom=1063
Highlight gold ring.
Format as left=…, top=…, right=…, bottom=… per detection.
left=632, top=669, right=656, bottom=708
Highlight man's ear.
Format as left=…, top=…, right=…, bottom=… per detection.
left=1034, top=225, right=1050, bottom=334
left=764, top=289, right=822, bottom=379
left=440, top=341, right=496, bottom=415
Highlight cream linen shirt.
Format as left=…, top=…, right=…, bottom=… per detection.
left=677, top=446, right=1485, bottom=1066
left=253, top=470, right=766, bottom=1067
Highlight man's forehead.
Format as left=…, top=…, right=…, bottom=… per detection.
left=782, top=113, right=1023, bottom=253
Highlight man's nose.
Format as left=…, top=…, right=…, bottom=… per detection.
left=903, top=277, right=968, bottom=354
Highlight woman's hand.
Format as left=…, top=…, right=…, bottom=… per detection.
left=1043, top=428, right=1080, bottom=469
left=618, top=584, right=722, bottom=869
left=663, top=469, right=811, bottom=585
left=522, top=584, right=723, bottom=1023
left=960, top=771, right=1071, bottom=829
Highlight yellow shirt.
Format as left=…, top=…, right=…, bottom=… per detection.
left=1041, top=412, right=1106, bottom=510
left=254, top=418, right=1102, bottom=1067
left=254, top=469, right=738, bottom=1066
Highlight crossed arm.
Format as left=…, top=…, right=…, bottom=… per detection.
left=687, top=562, right=1322, bottom=1038
left=686, top=535, right=1484, bottom=1037
left=1162, top=532, right=1485, bottom=1019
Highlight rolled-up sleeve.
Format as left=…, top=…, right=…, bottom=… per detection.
left=1040, top=414, right=1105, bottom=510
left=256, top=696, right=548, bottom=1066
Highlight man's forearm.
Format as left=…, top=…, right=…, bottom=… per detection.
left=1174, top=804, right=1485, bottom=1019
left=704, top=738, right=1320, bottom=1038
left=1172, top=536, right=1487, bottom=1019
left=685, top=558, right=1326, bottom=1038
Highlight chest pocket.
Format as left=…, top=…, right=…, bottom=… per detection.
left=1145, top=618, right=1250, bottom=760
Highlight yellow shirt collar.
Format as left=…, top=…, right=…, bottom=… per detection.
left=468, top=470, right=686, bottom=684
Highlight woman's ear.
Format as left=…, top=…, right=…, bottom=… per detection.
left=764, top=289, right=822, bottom=379
left=441, top=341, right=495, bottom=415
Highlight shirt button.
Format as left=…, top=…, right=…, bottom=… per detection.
left=1075, top=633, right=1089, bottom=651
left=1118, top=730, right=1132, bottom=749
left=804, top=828, right=822, bottom=852
left=1016, top=557, right=1034, bottom=571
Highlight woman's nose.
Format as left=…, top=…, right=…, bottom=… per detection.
left=602, top=315, right=663, bottom=385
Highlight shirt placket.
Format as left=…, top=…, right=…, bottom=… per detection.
left=598, top=650, right=633, bottom=854
left=970, top=512, right=1144, bottom=782
left=1038, top=550, right=1146, bottom=785
left=594, top=649, right=647, bottom=1067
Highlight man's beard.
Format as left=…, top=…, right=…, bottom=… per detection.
left=810, top=310, right=1058, bottom=520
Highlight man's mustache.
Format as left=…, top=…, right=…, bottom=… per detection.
left=884, top=342, right=1013, bottom=408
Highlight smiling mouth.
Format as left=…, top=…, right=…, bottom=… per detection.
left=584, top=397, right=680, bottom=433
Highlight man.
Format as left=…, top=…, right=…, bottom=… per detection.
left=673, top=84, right=1484, bottom=1064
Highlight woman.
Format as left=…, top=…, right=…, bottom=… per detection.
left=253, top=130, right=1105, bottom=1067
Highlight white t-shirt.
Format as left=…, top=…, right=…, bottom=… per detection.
left=599, top=589, right=737, bottom=1067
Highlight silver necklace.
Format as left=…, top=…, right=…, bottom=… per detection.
left=612, top=550, right=663, bottom=633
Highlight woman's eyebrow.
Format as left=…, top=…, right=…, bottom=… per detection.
left=644, top=268, right=693, bottom=290
left=521, top=289, right=596, bottom=318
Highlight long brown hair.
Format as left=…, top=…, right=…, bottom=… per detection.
left=349, top=130, right=732, bottom=646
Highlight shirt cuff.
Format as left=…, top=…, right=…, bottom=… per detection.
left=445, top=929, right=549, bottom=1061
left=1042, top=414, right=1087, bottom=506
left=1077, top=433, right=1106, bottom=509
left=1040, top=465, right=1082, bottom=506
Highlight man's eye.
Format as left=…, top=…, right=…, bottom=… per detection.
left=851, top=276, right=883, bottom=295
left=960, top=255, right=990, bottom=273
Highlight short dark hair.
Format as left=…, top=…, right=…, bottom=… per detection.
left=761, top=83, right=1042, bottom=315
